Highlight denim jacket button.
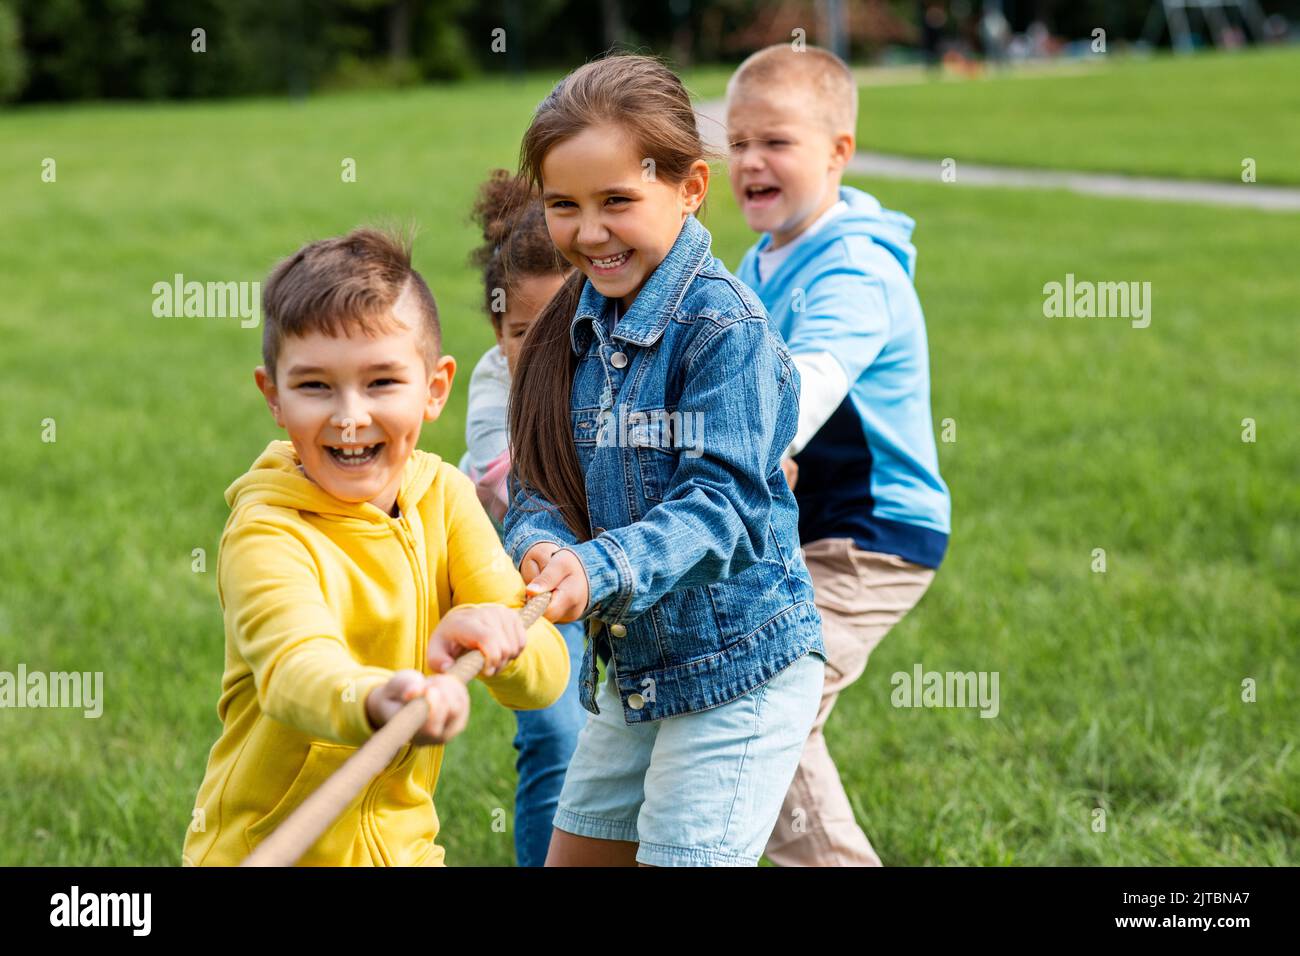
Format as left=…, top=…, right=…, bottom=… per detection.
left=627, top=692, right=645, bottom=710
left=609, top=623, right=627, bottom=638
left=610, top=351, right=628, bottom=369
left=592, top=526, right=607, bottom=536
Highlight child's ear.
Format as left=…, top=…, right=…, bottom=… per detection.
left=254, top=366, right=286, bottom=428
left=831, top=131, right=855, bottom=170
left=681, top=159, right=711, bottom=215
left=424, top=354, right=457, bottom=422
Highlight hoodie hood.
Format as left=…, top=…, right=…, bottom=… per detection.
left=760, top=185, right=918, bottom=278
left=224, top=439, right=442, bottom=522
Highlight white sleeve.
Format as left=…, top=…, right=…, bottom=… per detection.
left=463, top=346, right=512, bottom=474
left=785, top=351, right=851, bottom=458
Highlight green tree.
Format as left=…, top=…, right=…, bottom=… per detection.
left=0, top=0, right=27, bottom=101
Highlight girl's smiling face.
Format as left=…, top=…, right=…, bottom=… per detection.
left=254, top=288, right=455, bottom=516
left=540, top=123, right=709, bottom=313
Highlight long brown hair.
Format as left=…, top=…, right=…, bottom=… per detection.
left=508, top=53, right=716, bottom=540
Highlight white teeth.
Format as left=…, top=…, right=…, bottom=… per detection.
left=591, top=251, right=631, bottom=267
left=328, top=443, right=380, bottom=461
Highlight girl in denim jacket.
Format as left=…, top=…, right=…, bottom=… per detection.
left=503, top=54, right=826, bottom=867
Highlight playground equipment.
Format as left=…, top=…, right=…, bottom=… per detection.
left=1143, top=0, right=1269, bottom=51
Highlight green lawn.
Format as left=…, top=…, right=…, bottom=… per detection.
left=855, top=48, right=1300, bottom=185
left=0, top=70, right=1295, bottom=865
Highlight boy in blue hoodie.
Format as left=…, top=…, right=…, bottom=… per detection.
left=726, top=44, right=951, bottom=866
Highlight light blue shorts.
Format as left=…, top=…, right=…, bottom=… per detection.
left=552, top=652, right=825, bottom=866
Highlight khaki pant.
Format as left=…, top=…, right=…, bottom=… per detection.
left=765, top=538, right=935, bottom=866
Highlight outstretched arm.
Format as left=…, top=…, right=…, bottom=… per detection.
left=219, top=519, right=393, bottom=746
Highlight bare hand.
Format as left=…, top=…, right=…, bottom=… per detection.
left=521, top=541, right=562, bottom=587
left=781, top=457, right=799, bottom=491
left=524, top=547, right=590, bottom=624
left=427, top=604, right=528, bottom=678
left=366, top=670, right=470, bottom=745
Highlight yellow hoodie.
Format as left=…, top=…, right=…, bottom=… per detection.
left=182, top=440, right=569, bottom=866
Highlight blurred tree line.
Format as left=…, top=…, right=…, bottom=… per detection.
left=1, top=0, right=480, bottom=101
left=1, top=0, right=1297, bottom=102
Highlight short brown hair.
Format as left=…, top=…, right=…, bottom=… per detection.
left=726, top=44, right=858, bottom=136
left=261, top=227, right=440, bottom=379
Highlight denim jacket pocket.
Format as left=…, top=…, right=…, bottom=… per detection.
left=626, top=407, right=679, bottom=503
left=707, top=527, right=801, bottom=639
left=573, top=406, right=602, bottom=472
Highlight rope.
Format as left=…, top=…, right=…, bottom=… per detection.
left=241, top=591, right=552, bottom=867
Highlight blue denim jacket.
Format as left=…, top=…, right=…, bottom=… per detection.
left=504, top=213, right=823, bottom=723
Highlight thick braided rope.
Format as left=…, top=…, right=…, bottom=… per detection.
left=241, top=591, right=552, bottom=867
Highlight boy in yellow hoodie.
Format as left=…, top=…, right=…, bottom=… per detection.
left=182, top=228, right=570, bottom=866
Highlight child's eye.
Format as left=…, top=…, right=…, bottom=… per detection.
left=605, top=196, right=629, bottom=206
left=549, top=200, right=576, bottom=209
left=296, top=381, right=328, bottom=390
left=767, top=139, right=790, bottom=148
left=370, top=378, right=400, bottom=387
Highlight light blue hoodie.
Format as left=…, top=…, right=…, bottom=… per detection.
left=735, top=185, right=950, bottom=567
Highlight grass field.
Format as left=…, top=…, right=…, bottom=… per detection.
left=0, top=57, right=1296, bottom=865
left=850, top=48, right=1300, bottom=185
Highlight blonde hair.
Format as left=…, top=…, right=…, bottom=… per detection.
left=726, top=44, right=858, bottom=136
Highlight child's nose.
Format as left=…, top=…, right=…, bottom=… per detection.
left=330, top=393, right=373, bottom=432
left=575, top=214, right=610, bottom=248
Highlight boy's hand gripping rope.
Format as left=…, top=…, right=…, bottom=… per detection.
left=241, top=591, right=552, bottom=867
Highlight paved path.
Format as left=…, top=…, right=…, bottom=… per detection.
left=696, top=98, right=1300, bottom=212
